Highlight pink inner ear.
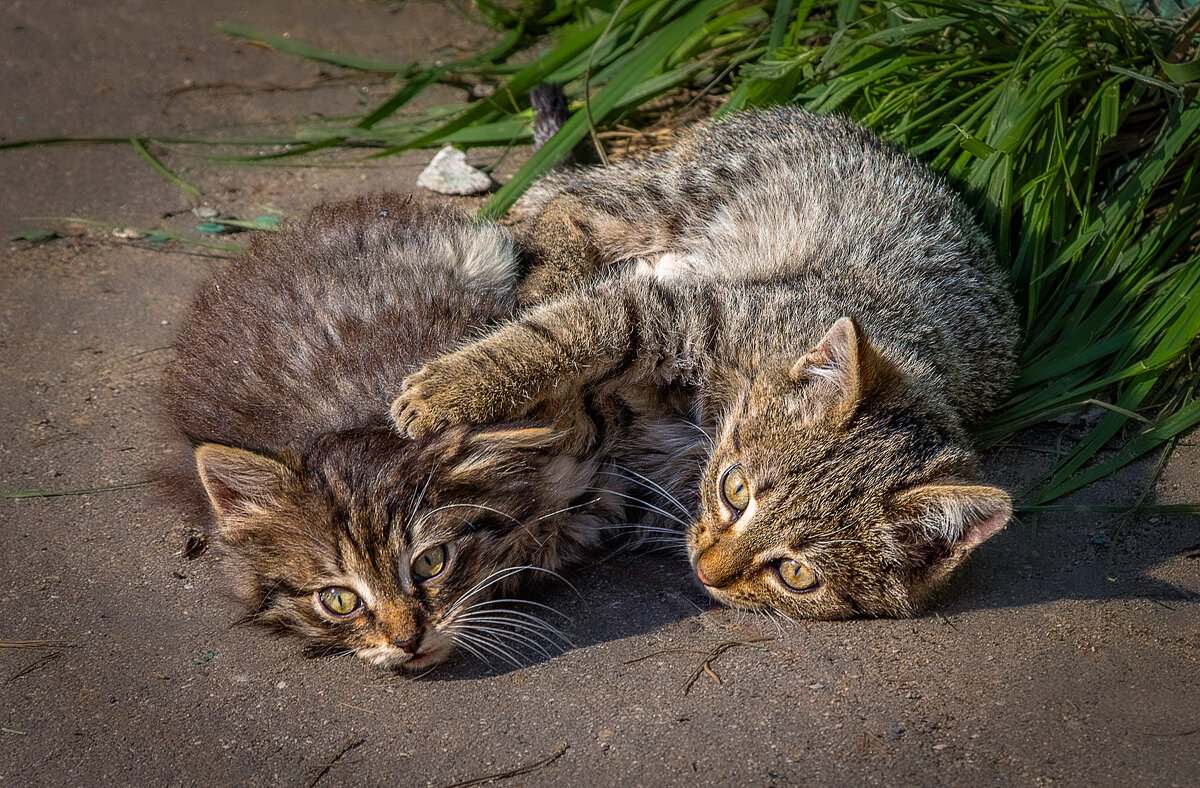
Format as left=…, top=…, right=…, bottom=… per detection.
left=786, top=317, right=867, bottom=424
left=195, top=443, right=293, bottom=520
left=954, top=502, right=1010, bottom=555
left=896, top=483, right=1012, bottom=567
left=793, top=316, right=858, bottom=380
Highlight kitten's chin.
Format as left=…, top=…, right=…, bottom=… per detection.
left=358, top=639, right=455, bottom=672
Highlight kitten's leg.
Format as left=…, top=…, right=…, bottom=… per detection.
left=516, top=173, right=686, bottom=305
left=392, top=279, right=709, bottom=438
left=515, top=196, right=606, bottom=305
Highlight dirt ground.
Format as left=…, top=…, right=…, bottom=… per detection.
left=1, top=1, right=1197, bottom=786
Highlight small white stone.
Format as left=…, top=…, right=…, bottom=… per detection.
left=417, top=145, right=492, bottom=195
left=192, top=206, right=219, bottom=219
left=112, top=227, right=145, bottom=240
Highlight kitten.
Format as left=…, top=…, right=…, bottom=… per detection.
left=391, top=106, right=1020, bottom=620
left=161, top=194, right=622, bottom=669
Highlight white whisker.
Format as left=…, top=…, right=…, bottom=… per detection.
left=451, top=636, right=493, bottom=666
left=444, top=565, right=534, bottom=615
left=451, top=612, right=573, bottom=646
left=452, top=630, right=524, bottom=667
left=604, top=465, right=693, bottom=517
left=423, top=502, right=522, bottom=525
left=585, top=487, right=692, bottom=530
left=461, top=597, right=573, bottom=621
left=453, top=622, right=555, bottom=659
left=406, top=467, right=437, bottom=527
left=534, top=497, right=602, bottom=522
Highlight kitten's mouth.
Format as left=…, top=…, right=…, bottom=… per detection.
left=403, top=651, right=437, bottom=670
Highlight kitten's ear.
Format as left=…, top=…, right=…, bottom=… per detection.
left=788, top=317, right=886, bottom=422
left=194, top=443, right=298, bottom=526
left=891, top=483, right=1011, bottom=577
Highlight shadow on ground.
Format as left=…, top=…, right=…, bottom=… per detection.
left=1, top=2, right=1196, bottom=786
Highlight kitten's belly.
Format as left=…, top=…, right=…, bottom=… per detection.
left=634, top=251, right=708, bottom=281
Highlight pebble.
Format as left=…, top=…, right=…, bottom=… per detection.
left=417, top=146, right=492, bottom=195
left=192, top=206, right=219, bottom=219
left=112, top=227, right=145, bottom=240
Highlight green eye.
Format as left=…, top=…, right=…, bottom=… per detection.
left=720, top=465, right=750, bottom=512
left=778, top=559, right=818, bottom=592
left=317, top=587, right=361, bottom=617
left=413, top=545, right=446, bottom=580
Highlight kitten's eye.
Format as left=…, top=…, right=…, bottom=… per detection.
left=720, top=465, right=750, bottom=513
left=413, top=545, right=447, bottom=581
left=317, top=587, right=362, bottom=617
left=778, top=559, right=819, bottom=592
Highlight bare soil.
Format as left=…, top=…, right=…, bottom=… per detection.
left=2, top=2, right=1197, bottom=785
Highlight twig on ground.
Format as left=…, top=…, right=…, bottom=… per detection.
left=445, top=741, right=569, bottom=788
left=1, top=480, right=153, bottom=500
left=307, top=736, right=366, bottom=787
left=680, top=638, right=773, bottom=695
left=0, top=640, right=72, bottom=649
left=5, top=651, right=61, bottom=684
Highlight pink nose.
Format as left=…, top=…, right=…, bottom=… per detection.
left=696, top=563, right=715, bottom=587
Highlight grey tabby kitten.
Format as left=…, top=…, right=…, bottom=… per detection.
left=392, top=106, right=1020, bottom=620
left=162, top=194, right=622, bottom=670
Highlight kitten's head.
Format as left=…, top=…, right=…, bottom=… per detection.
left=194, top=423, right=607, bottom=670
left=687, top=317, right=1010, bottom=619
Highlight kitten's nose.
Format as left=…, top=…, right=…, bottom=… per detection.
left=393, top=634, right=422, bottom=654
left=695, top=547, right=738, bottom=588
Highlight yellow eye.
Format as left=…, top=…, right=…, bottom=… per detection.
left=317, top=587, right=361, bottom=616
left=720, top=465, right=750, bottom=512
left=778, top=559, right=818, bottom=592
left=413, top=545, right=446, bottom=580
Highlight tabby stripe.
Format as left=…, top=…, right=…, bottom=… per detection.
left=523, top=319, right=571, bottom=359
left=598, top=290, right=642, bottom=383
left=699, top=286, right=723, bottom=360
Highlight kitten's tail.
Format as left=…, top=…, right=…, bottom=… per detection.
left=530, top=83, right=570, bottom=150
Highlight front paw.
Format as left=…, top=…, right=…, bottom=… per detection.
left=390, top=364, right=457, bottom=438
left=391, top=355, right=513, bottom=438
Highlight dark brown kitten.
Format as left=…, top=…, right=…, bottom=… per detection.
left=162, top=194, right=621, bottom=670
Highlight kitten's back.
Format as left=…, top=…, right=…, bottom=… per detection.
left=521, top=108, right=1017, bottom=421
left=161, top=195, right=520, bottom=525
left=164, top=194, right=517, bottom=451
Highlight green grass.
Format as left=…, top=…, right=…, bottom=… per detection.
left=6, top=0, right=1198, bottom=507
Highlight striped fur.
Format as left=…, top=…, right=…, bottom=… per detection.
left=393, top=107, right=1019, bottom=619
left=162, top=194, right=623, bottom=669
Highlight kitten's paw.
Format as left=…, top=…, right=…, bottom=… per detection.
left=391, top=359, right=494, bottom=438
left=391, top=372, right=455, bottom=438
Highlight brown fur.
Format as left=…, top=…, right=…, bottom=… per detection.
left=161, top=194, right=623, bottom=669
left=393, top=107, right=1019, bottom=619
